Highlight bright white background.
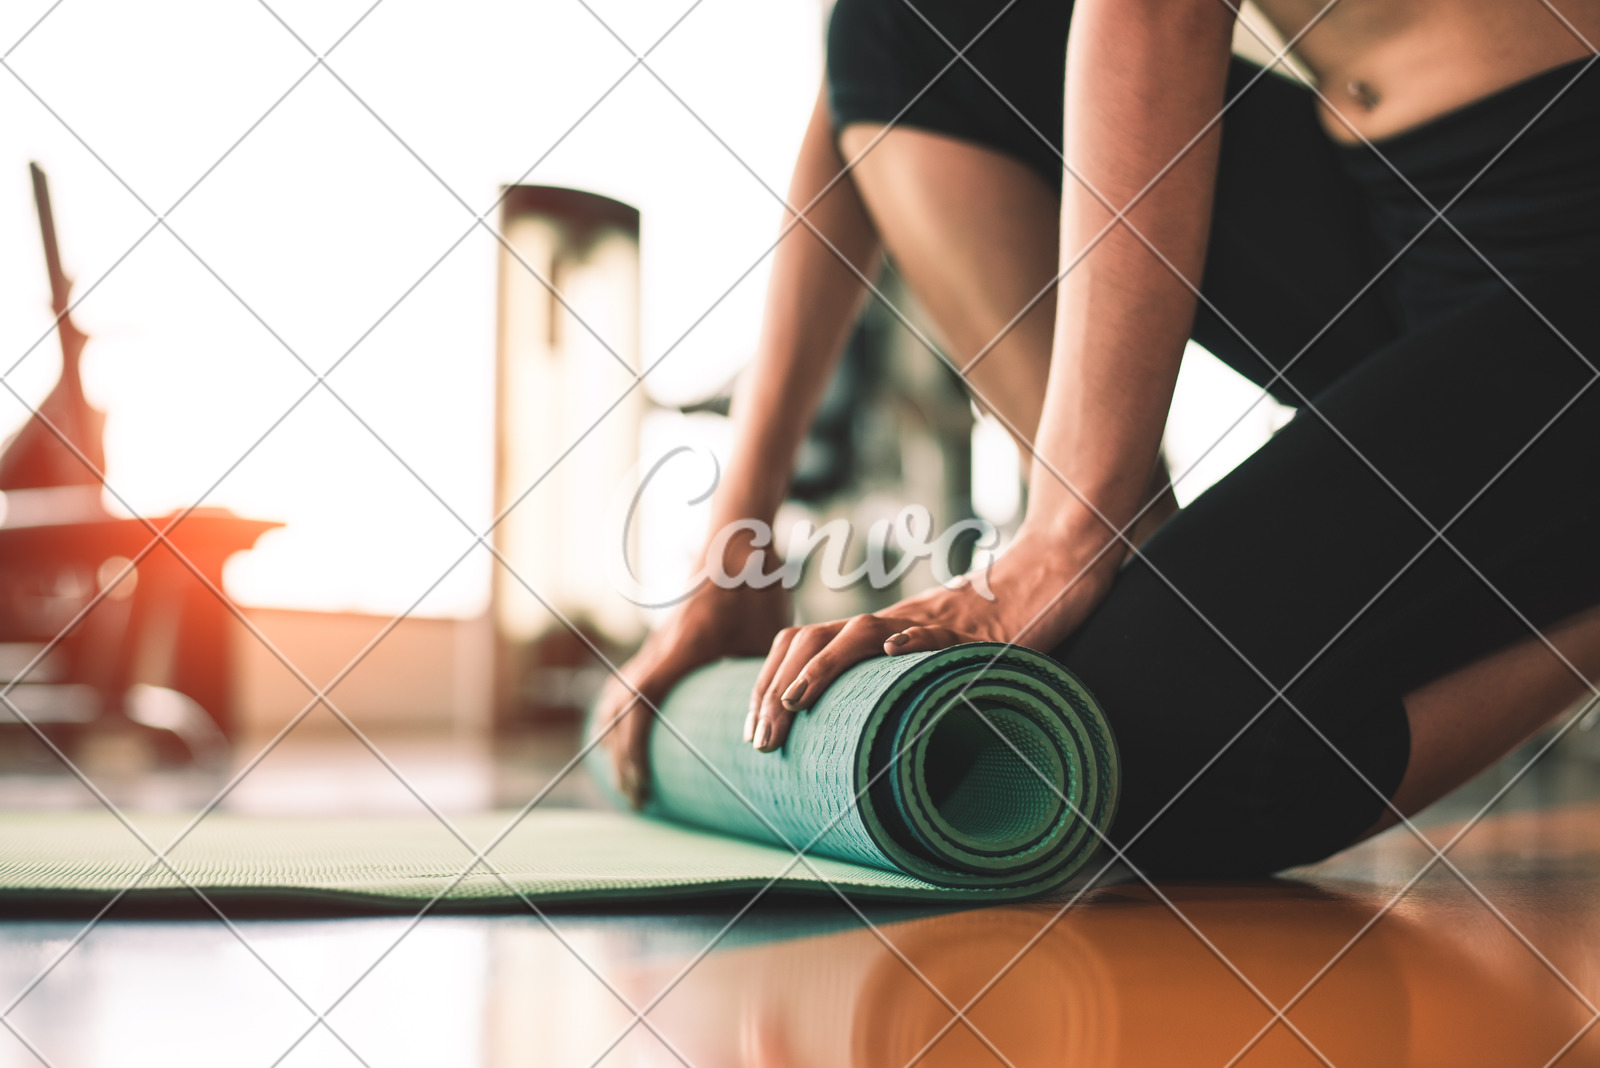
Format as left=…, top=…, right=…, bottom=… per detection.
left=1, top=0, right=1281, bottom=618
left=1, top=0, right=825, bottom=618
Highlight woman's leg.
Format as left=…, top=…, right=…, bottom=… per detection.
left=1051, top=270, right=1600, bottom=876
left=1368, top=602, right=1600, bottom=835
left=836, top=126, right=1057, bottom=438
left=836, top=123, right=1179, bottom=538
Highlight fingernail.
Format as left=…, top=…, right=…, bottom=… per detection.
left=885, top=632, right=908, bottom=646
left=742, top=710, right=756, bottom=743
left=754, top=720, right=771, bottom=750
left=780, top=678, right=808, bottom=709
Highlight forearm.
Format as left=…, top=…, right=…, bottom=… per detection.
left=709, top=88, right=882, bottom=549
left=1026, top=0, right=1237, bottom=570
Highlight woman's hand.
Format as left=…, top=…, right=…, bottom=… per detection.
left=746, top=523, right=1121, bottom=752
left=595, top=578, right=790, bottom=807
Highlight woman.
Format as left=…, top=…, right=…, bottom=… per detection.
left=598, top=0, right=1600, bottom=874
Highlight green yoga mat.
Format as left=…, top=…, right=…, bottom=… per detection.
left=0, top=643, right=1119, bottom=912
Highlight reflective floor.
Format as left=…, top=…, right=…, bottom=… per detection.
left=3, top=725, right=1599, bottom=1067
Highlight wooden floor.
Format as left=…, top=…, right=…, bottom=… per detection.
left=2, top=727, right=1598, bottom=1067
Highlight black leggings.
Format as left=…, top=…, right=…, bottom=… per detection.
left=828, top=0, right=1600, bottom=874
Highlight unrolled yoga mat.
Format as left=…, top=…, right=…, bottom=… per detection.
left=0, top=643, right=1118, bottom=912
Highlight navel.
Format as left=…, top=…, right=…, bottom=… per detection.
left=1346, top=79, right=1381, bottom=110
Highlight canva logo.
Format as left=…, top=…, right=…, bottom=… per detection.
left=610, top=446, right=1001, bottom=609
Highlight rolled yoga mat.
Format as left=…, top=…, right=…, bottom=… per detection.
left=624, top=642, right=1120, bottom=896
left=0, top=644, right=1118, bottom=912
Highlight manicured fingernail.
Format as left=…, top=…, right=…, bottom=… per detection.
left=780, top=678, right=808, bottom=709
left=886, top=632, right=908, bottom=646
left=742, top=710, right=756, bottom=743
left=753, top=720, right=772, bottom=750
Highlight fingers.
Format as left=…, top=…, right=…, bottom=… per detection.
left=882, top=624, right=964, bottom=655
left=613, top=691, right=655, bottom=808
left=753, top=614, right=898, bottom=752
left=746, top=627, right=798, bottom=743
left=596, top=668, right=663, bottom=810
left=753, top=624, right=838, bottom=752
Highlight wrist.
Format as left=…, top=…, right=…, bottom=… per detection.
left=1011, top=509, right=1124, bottom=593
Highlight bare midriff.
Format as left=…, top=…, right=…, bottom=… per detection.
left=1251, top=0, right=1599, bottom=142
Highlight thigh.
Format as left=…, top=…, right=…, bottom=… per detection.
left=1051, top=269, right=1600, bottom=875
left=828, top=1, right=1403, bottom=402
left=834, top=126, right=1061, bottom=442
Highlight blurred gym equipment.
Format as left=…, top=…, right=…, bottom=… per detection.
left=0, top=164, right=278, bottom=771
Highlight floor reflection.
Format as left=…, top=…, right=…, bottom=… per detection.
left=3, top=800, right=1598, bottom=1067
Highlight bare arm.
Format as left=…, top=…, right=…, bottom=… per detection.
left=750, top=0, right=1241, bottom=749
left=1025, top=0, right=1237, bottom=584
left=600, top=86, right=882, bottom=803
left=704, top=88, right=881, bottom=556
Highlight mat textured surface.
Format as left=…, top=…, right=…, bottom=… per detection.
left=0, top=644, right=1119, bottom=911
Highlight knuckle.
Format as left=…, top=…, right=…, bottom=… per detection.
left=804, top=650, right=836, bottom=677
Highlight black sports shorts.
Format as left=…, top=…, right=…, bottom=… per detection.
left=828, top=0, right=1600, bottom=874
